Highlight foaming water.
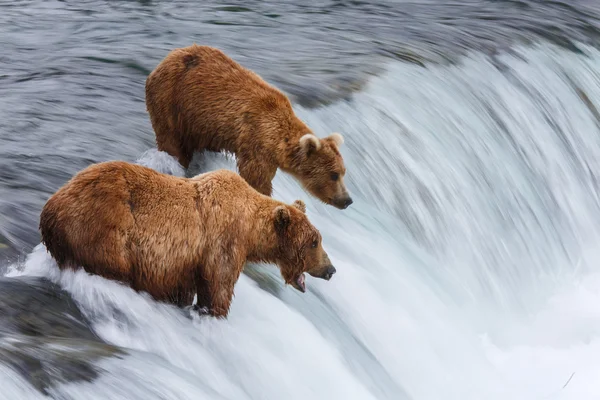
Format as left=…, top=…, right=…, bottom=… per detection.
left=5, top=42, right=600, bottom=399
left=135, top=148, right=186, bottom=177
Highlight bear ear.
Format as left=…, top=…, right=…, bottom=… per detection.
left=328, top=132, right=344, bottom=147
left=292, top=199, right=306, bottom=213
left=299, top=134, right=321, bottom=157
left=273, top=205, right=291, bottom=234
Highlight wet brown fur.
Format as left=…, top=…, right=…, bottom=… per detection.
left=145, top=44, right=351, bottom=208
left=39, top=161, right=333, bottom=318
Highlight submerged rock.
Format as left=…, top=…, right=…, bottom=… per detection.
left=0, top=276, right=125, bottom=395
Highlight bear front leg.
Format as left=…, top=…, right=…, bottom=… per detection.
left=203, top=256, right=245, bottom=319
left=209, top=274, right=238, bottom=318
left=156, top=138, right=193, bottom=169
left=237, top=157, right=276, bottom=197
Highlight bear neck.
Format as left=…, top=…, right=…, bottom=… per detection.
left=278, top=119, right=313, bottom=170
left=280, top=142, right=307, bottom=174
left=246, top=203, right=284, bottom=264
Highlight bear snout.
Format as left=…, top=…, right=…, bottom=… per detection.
left=320, top=265, right=336, bottom=280
left=332, top=195, right=353, bottom=209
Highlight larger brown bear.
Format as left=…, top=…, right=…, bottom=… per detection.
left=39, top=161, right=336, bottom=318
left=145, top=44, right=353, bottom=210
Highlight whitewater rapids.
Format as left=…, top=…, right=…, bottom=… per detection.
left=4, top=42, right=600, bottom=400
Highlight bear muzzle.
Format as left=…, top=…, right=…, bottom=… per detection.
left=292, top=265, right=336, bottom=292
left=309, top=265, right=336, bottom=281
left=320, top=265, right=336, bottom=280
left=331, top=195, right=353, bottom=210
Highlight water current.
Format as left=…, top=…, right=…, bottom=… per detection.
left=2, top=1, right=600, bottom=399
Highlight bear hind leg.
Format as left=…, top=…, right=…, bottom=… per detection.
left=194, top=269, right=213, bottom=315
left=169, top=288, right=196, bottom=308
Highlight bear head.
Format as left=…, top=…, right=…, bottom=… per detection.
left=272, top=199, right=336, bottom=293
left=290, top=133, right=353, bottom=210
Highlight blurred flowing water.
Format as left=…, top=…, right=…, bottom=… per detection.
left=2, top=1, right=600, bottom=399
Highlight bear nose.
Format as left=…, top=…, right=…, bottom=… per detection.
left=332, top=195, right=353, bottom=210
left=322, top=265, right=336, bottom=280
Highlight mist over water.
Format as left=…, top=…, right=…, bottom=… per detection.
left=3, top=1, right=600, bottom=399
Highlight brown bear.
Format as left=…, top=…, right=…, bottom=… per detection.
left=39, top=161, right=336, bottom=318
left=145, top=44, right=353, bottom=210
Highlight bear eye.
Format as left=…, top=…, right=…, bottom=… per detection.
left=330, top=172, right=339, bottom=181
left=311, top=239, right=318, bottom=248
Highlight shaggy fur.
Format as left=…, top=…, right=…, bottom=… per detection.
left=145, top=44, right=353, bottom=210
left=39, top=161, right=336, bottom=318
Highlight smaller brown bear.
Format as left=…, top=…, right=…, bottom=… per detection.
left=145, top=44, right=353, bottom=210
left=39, top=161, right=336, bottom=318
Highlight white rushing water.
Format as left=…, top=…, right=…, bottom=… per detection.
left=5, top=42, right=600, bottom=400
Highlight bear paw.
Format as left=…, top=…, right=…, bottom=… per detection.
left=192, top=305, right=210, bottom=315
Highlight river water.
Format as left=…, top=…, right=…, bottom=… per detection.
left=2, top=1, right=600, bottom=399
